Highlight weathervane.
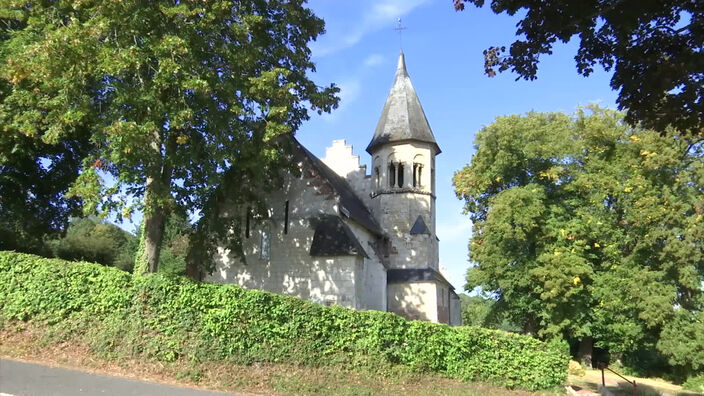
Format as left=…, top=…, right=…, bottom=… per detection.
left=394, top=17, right=407, bottom=50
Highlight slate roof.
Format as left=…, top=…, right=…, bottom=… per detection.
left=292, top=138, right=383, bottom=237
left=387, top=268, right=455, bottom=290
left=309, top=215, right=368, bottom=258
left=366, top=51, right=441, bottom=154
left=410, top=215, right=430, bottom=235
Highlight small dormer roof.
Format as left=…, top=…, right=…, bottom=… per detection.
left=366, top=51, right=440, bottom=154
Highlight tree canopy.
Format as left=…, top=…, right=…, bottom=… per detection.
left=47, top=217, right=138, bottom=272
left=0, top=11, right=91, bottom=254
left=453, top=0, right=704, bottom=136
left=454, top=109, right=704, bottom=375
left=0, top=1, right=338, bottom=273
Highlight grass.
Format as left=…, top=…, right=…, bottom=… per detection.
left=567, top=369, right=704, bottom=396
left=0, top=321, right=563, bottom=396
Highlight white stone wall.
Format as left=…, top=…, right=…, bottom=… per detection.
left=387, top=281, right=438, bottom=322
left=436, top=284, right=450, bottom=324
left=368, top=141, right=439, bottom=271
left=449, top=293, right=462, bottom=326
left=207, top=158, right=386, bottom=311
left=345, top=220, right=387, bottom=311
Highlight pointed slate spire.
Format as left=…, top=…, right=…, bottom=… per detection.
left=366, top=51, right=440, bottom=154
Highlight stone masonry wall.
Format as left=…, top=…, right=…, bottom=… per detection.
left=207, top=157, right=386, bottom=310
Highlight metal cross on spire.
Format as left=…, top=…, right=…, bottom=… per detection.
left=394, top=17, right=407, bottom=50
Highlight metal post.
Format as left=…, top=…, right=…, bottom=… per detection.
left=633, top=380, right=637, bottom=396
left=598, top=362, right=606, bottom=387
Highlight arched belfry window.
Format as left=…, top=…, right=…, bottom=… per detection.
left=413, top=154, right=425, bottom=188
left=413, top=163, right=423, bottom=187
left=397, top=163, right=404, bottom=188
left=388, top=162, right=396, bottom=187
left=373, top=156, right=381, bottom=189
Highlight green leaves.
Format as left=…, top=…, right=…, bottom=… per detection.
left=0, top=0, right=340, bottom=271
left=455, top=0, right=704, bottom=136
left=455, top=108, right=704, bottom=372
left=0, top=251, right=568, bottom=390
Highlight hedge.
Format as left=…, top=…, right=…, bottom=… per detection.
left=0, top=251, right=568, bottom=390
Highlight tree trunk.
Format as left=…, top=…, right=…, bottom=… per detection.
left=185, top=258, right=201, bottom=281
left=139, top=175, right=168, bottom=274
left=142, top=207, right=166, bottom=273
left=523, top=315, right=536, bottom=336
left=135, top=130, right=175, bottom=275
left=577, top=336, right=594, bottom=368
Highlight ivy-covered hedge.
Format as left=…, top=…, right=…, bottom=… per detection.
left=0, top=251, right=569, bottom=390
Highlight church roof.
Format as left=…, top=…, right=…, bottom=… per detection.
left=309, top=215, right=368, bottom=258
left=293, top=138, right=383, bottom=237
left=366, top=52, right=440, bottom=154
left=387, top=268, right=455, bottom=290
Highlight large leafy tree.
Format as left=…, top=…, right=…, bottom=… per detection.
left=453, top=0, right=704, bottom=136
left=0, top=14, right=91, bottom=254
left=454, top=109, right=704, bottom=372
left=0, top=1, right=338, bottom=274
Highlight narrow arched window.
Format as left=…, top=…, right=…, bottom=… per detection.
left=374, top=167, right=380, bottom=189
left=260, top=226, right=270, bottom=260
left=389, top=163, right=396, bottom=187
left=245, top=206, right=251, bottom=238
left=413, top=163, right=423, bottom=187
left=397, top=163, right=404, bottom=187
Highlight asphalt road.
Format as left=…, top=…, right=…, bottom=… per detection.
left=0, top=358, right=233, bottom=396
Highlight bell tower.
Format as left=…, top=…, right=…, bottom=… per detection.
left=367, top=52, right=441, bottom=271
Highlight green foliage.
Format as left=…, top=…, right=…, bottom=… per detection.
left=453, top=0, right=704, bottom=136
left=459, top=294, right=520, bottom=332
left=0, top=0, right=339, bottom=272
left=0, top=251, right=569, bottom=391
left=133, top=211, right=191, bottom=276
left=682, top=375, right=704, bottom=393
left=47, top=217, right=137, bottom=272
left=657, top=310, right=704, bottom=374
left=0, top=126, right=90, bottom=255
left=454, top=108, right=704, bottom=376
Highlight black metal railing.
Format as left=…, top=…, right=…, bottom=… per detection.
left=597, top=362, right=637, bottom=396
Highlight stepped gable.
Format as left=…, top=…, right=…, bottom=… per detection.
left=366, top=51, right=440, bottom=154
left=292, top=137, right=383, bottom=237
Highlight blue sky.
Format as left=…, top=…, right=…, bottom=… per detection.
left=297, top=0, right=619, bottom=292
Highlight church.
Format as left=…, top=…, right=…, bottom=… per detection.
left=207, top=52, right=461, bottom=326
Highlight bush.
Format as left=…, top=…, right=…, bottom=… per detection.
left=683, top=375, right=704, bottom=393
left=568, top=360, right=586, bottom=376
left=0, top=251, right=569, bottom=390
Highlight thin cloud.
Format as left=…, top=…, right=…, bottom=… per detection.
left=312, top=0, right=433, bottom=57
left=321, top=79, right=362, bottom=122
left=364, top=54, right=385, bottom=68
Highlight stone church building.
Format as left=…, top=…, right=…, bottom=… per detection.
left=208, top=52, right=461, bottom=326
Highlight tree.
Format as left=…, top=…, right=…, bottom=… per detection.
left=0, top=129, right=90, bottom=255
left=48, top=217, right=138, bottom=272
left=459, top=294, right=521, bottom=331
left=0, top=1, right=338, bottom=274
left=453, top=109, right=704, bottom=372
left=453, top=0, right=704, bottom=136
left=0, top=13, right=91, bottom=254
